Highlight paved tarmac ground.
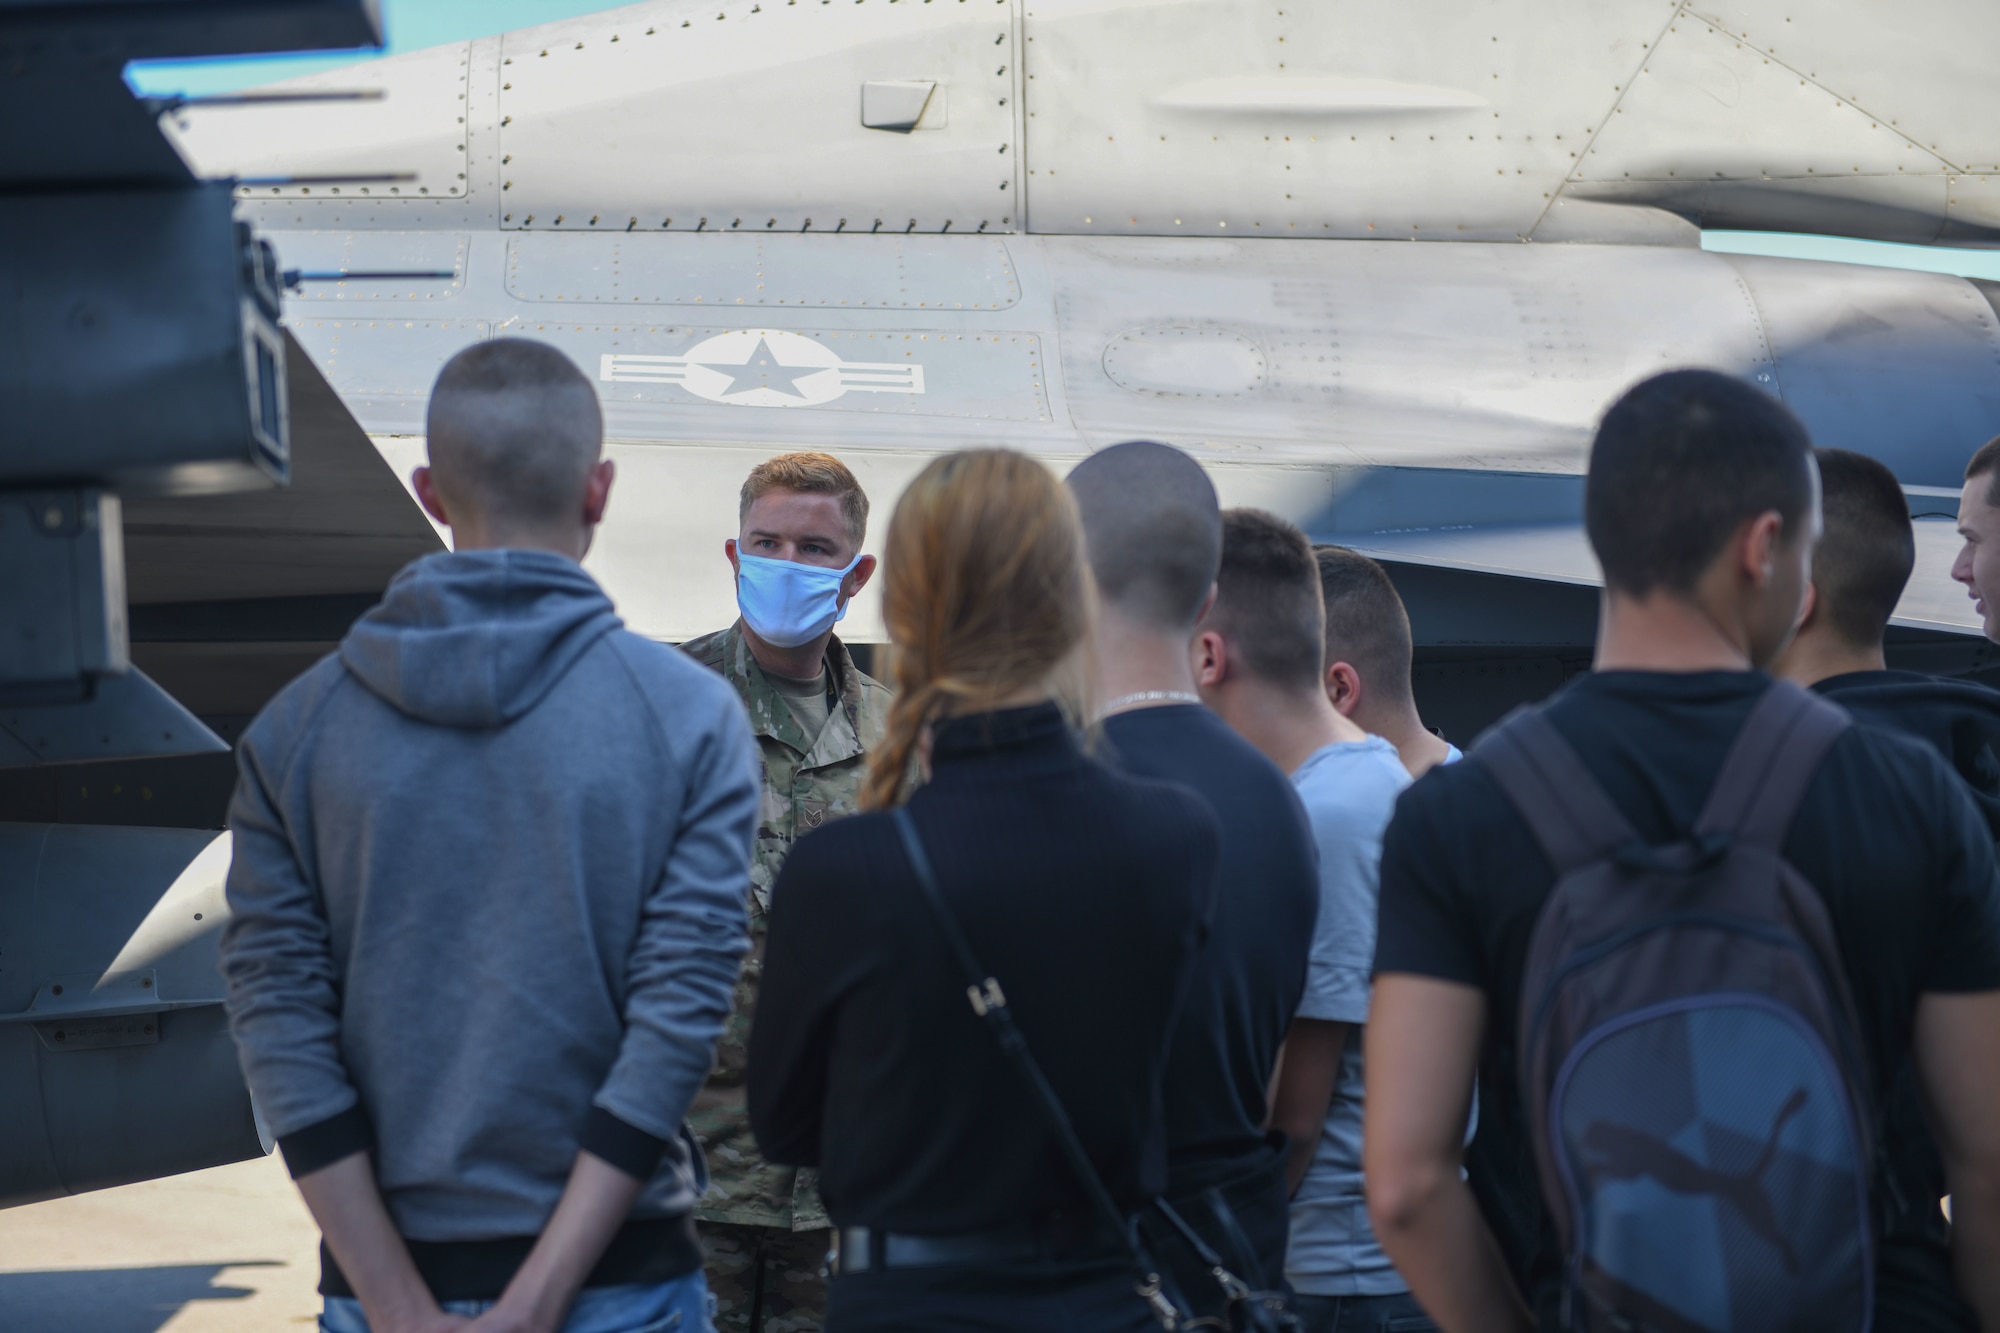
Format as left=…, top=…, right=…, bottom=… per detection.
left=0, top=1153, right=322, bottom=1333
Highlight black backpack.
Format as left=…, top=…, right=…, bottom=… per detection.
left=1474, top=682, right=1876, bottom=1333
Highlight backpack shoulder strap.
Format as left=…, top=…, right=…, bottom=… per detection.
left=1695, top=681, right=1851, bottom=848
left=1471, top=704, right=1641, bottom=875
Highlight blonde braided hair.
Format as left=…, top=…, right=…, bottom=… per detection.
left=861, top=450, right=1090, bottom=809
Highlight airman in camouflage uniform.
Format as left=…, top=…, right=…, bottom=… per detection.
left=681, top=621, right=890, bottom=1333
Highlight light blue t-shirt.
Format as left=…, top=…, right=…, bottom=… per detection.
left=1284, top=735, right=1413, bottom=1298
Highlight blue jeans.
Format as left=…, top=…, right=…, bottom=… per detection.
left=1289, top=1290, right=1438, bottom=1333
left=320, top=1273, right=715, bottom=1333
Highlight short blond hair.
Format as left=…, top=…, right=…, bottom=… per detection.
left=740, top=452, right=869, bottom=547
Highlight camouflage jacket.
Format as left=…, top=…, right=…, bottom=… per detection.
left=680, top=622, right=891, bottom=1231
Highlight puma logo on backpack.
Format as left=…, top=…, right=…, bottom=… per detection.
left=1475, top=682, right=1875, bottom=1333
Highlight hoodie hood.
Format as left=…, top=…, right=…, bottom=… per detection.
left=1815, top=669, right=2000, bottom=841
left=341, top=550, right=622, bottom=729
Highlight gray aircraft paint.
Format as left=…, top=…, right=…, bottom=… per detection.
left=150, top=0, right=2000, bottom=642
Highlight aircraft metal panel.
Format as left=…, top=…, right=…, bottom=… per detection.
left=283, top=317, right=491, bottom=432
left=1568, top=175, right=1954, bottom=248
left=1042, top=238, right=1775, bottom=466
left=1943, top=174, right=2000, bottom=243
left=1688, top=1, right=2000, bottom=178
left=1021, top=0, right=1670, bottom=241
left=1726, top=254, right=2000, bottom=488
left=275, top=231, right=469, bottom=304
left=1561, top=11, right=1959, bottom=243
left=165, top=41, right=473, bottom=202
left=494, top=0, right=1017, bottom=235
left=502, top=232, right=1022, bottom=310
left=0, top=671, right=227, bottom=770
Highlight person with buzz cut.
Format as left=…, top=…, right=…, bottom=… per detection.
left=682, top=452, right=892, bottom=1333
left=1191, top=508, right=1427, bottom=1333
left=1775, top=446, right=2000, bottom=1333
left=1312, top=545, right=1458, bottom=778
left=1066, top=442, right=1320, bottom=1316
left=221, top=338, right=760, bottom=1333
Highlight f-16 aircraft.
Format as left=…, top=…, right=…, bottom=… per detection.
left=7, top=0, right=2000, bottom=1208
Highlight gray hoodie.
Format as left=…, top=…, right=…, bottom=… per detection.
left=221, top=550, right=757, bottom=1241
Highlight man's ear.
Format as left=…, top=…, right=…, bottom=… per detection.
left=581, top=458, right=616, bottom=527
left=412, top=465, right=452, bottom=528
left=841, top=553, right=878, bottom=604
left=724, top=537, right=741, bottom=573
left=1325, top=660, right=1364, bottom=716
left=1192, top=629, right=1228, bottom=689
left=1741, top=510, right=1785, bottom=588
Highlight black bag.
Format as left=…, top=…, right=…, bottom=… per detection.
left=893, top=807, right=1296, bottom=1333
left=1472, top=682, right=1874, bottom=1333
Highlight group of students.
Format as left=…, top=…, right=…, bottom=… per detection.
left=216, top=338, right=2000, bottom=1333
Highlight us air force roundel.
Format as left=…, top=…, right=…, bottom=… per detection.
left=600, top=328, right=925, bottom=408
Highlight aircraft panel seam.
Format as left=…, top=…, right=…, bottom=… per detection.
left=468, top=35, right=505, bottom=229
left=1009, top=0, right=1026, bottom=233
left=1712, top=253, right=1786, bottom=404
left=1681, top=5, right=1965, bottom=176
left=1526, top=0, right=1692, bottom=242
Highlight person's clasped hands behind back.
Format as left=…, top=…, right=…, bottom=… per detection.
left=220, top=340, right=760, bottom=1333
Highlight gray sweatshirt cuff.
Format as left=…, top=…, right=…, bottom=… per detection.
left=580, top=1105, right=671, bottom=1181
left=278, top=1103, right=375, bottom=1179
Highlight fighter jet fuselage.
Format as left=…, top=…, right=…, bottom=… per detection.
left=8, top=0, right=2000, bottom=1209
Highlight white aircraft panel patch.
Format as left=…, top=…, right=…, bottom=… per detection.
left=600, top=329, right=924, bottom=408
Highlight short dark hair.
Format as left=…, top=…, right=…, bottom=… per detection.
left=1067, top=441, right=1221, bottom=630
left=1314, top=546, right=1414, bottom=704
left=1812, top=448, right=1913, bottom=651
left=1586, top=369, right=1815, bottom=597
left=1966, top=435, right=2000, bottom=506
left=1210, top=509, right=1324, bottom=692
left=426, top=339, right=602, bottom=527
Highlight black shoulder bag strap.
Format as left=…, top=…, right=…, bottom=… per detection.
left=892, top=807, right=1188, bottom=1331
left=1693, top=680, right=1850, bottom=849
left=1472, top=704, right=1642, bottom=875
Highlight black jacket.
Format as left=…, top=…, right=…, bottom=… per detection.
left=1814, top=668, right=2000, bottom=1333
left=1817, top=670, right=2000, bottom=840
left=747, top=703, right=1218, bottom=1236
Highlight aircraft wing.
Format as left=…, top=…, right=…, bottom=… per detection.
left=1311, top=469, right=1984, bottom=638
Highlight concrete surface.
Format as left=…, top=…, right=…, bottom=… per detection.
left=0, top=1152, right=322, bottom=1333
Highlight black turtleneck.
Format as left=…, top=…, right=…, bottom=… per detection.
left=747, top=702, right=1219, bottom=1235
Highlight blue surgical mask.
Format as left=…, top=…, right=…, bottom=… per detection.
left=735, top=550, right=864, bottom=649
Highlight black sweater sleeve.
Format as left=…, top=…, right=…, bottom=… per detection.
left=748, top=822, right=874, bottom=1167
